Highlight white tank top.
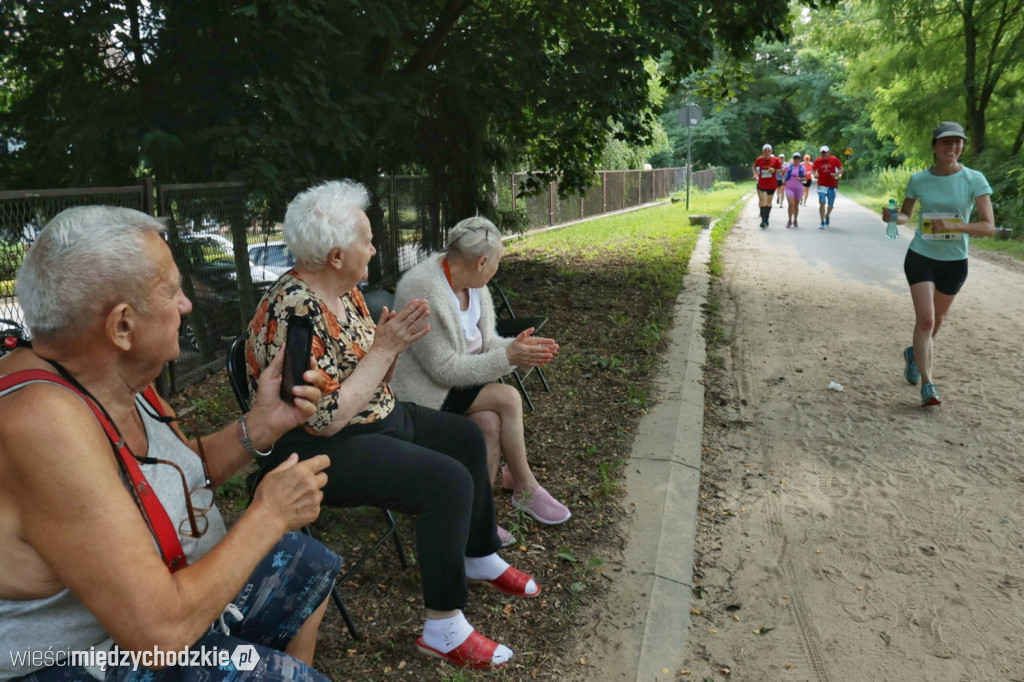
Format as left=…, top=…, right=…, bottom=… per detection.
left=447, top=286, right=484, bottom=354
left=0, top=388, right=227, bottom=680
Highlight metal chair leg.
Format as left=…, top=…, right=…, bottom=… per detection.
left=512, top=370, right=536, bottom=412
left=384, top=509, right=409, bottom=569
left=300, top=525, right=361, bottom=639
left=329, top=581, right=361, bottom=640
left=536, top=365, right=551, bottom=392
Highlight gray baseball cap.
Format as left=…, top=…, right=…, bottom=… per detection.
left=932, top=121, right=967, bottom=140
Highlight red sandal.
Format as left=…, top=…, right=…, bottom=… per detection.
left=474, top=565, right=541, bottom=598
left=416, top=630, right=511, bottom=669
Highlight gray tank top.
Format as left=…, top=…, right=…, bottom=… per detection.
left=0, top=388, right=228, bottom=680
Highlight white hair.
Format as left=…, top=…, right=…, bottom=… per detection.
left=16, top=206, right=166, bottom=343
left=283, top=179, right=371, bottom=270
left=446, top=216, right=502, bottom=261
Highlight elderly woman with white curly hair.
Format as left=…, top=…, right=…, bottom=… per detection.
left=245, top=181, right=541, bottom=670
left=392, top=216, right=570, bottom=546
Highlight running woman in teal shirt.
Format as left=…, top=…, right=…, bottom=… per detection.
left=882, top=121, right=995, bottom=407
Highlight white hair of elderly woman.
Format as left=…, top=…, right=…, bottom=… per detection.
left=16, top=206, right=166, bottom=343
left=284, top=179, right=371, bottom=271
left=446, top=216, right=502, bottom=260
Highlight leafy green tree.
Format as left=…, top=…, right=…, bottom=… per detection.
left=810, top=0, right=1024, bottom=161
left=0, top=0, right=829, bottom=224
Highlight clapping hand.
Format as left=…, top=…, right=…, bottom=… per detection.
left=374, top=299, right=431, bottom=355
left=506, top=328, right=559, bottom=368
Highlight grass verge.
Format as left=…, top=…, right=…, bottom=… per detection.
left=168, top=182, right=752, bottom=681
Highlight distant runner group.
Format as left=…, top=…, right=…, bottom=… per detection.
left=753, top=144, right=843, bottom=229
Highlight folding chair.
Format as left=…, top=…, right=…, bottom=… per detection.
left=488, top=279, right=552, bottom=412
left=225, top=335, right=408, bottom=639
left=358, top=284, right=394, bottom=322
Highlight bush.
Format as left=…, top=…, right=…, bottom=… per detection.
left=0, top=241, right=25, bottom=282
left=976, top=151, right=1024, bottom=232
left=874, top=162, right=926, bottom=201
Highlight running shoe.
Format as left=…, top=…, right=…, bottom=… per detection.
left=921, top=382, right=941, bottom=407
left=903, top=346, right=920, bottom=385
left=819, top=222, right=825, bottom=229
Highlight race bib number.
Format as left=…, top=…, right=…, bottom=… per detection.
left=761, top=169, right=774, bottom=178
left=921, top=212, right=965, bottom=240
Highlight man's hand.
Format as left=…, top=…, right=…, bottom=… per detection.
left=248, top=345, right=324, bottom=447
left=250, top=453, right=330, bottom=532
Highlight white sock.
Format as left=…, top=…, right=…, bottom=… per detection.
left=422, top=612, right=474, bottom=653
left=464, top=553, right=510, bottom=581
left=421, top=612, right=514, bottom=664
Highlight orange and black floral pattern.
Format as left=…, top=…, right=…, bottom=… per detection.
left=246, top=271, right=395, bottom=431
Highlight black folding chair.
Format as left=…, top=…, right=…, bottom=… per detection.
left=358, top=284, right=395, bottom=322
left=488, top=280, right=552, bottom=412
left=226, top=335, right=408, bottom=639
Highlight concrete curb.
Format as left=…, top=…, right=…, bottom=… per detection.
left=618, top=226, right=711, bottom=680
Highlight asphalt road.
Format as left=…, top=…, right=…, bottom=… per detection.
left=756, top=192, right=909, bottom=294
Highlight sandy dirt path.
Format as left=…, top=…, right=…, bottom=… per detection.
left=685, top=194, right=1024, bottom=681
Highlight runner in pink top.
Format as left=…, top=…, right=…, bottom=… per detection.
left=783, top=152, right=808, bottom=228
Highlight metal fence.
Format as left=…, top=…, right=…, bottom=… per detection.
left=1, top=166, right=713, bottom=395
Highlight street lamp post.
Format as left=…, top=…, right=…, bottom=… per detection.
left=678, top=104, right=703, bottom=210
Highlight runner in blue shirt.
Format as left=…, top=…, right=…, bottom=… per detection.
left=881, top=122, right=995, bottom=407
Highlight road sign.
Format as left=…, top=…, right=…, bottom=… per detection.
left=678, top=104, right=703, bottom=128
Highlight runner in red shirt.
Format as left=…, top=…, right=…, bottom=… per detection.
left=753, top=144, right=783, bottom=228
left=812, top=145, right=843, bottom=228
left=801, top=154, right=814, bottom=206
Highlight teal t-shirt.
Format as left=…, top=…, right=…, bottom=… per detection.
left=905, top=166, right=991, bottom=261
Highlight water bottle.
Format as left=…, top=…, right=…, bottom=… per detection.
left=886, top=199, right=899, bottom=239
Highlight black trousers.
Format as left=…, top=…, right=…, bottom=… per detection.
left=269, top=400, right=500, bottom=611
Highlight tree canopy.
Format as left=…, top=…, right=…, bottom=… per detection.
left=0, top=0, right=808, bottom=222
left=657, top=0, right=1022, bottom=173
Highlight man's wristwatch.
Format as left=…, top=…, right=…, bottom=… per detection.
left=237, top=413, right=273, bottom=458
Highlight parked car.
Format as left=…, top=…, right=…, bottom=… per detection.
left=180, top=234, right=278, bottom=284
left=172, top=234, right=275, bottom=351
left=248, top=240, right=296, bottom=277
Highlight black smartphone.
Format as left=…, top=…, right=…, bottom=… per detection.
left=280, top=316, right=314, bottom=403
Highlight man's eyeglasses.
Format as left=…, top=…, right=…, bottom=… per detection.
left=138, top=414, right=215, bottom=538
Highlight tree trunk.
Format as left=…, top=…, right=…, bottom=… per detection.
left=960, top=0, right=986, bottom=157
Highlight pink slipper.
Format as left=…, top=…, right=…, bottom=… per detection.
left=416, top=631, right=511, bottom=669
left=474, top=565, right=541, bottom=598
left=496, top=525, right=515, bottom=548
left=500, top=465, right=514, bottom=492
left=511, top=486, right=571, bottom=525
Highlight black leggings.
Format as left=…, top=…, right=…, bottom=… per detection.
left=267, top=400, right=499, bottom=611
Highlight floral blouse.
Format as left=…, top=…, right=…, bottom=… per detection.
left=245, top=271, right=395, bottom=432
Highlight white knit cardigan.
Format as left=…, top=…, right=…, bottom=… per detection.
left=390, top=254, right=515, bottom=409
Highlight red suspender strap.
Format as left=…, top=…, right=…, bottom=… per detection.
left=142, top=385, right=167, bottom=417
left=0, top=370, right=188, bottom=572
